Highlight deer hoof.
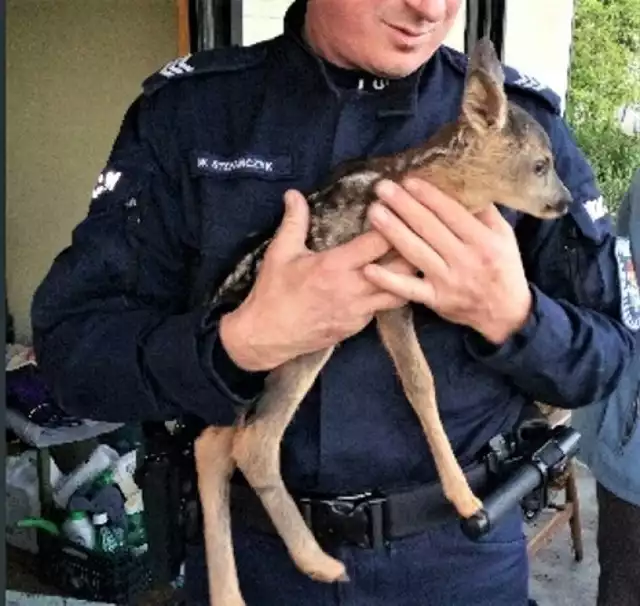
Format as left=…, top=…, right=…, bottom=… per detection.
left=297, top=552, right=348, bottom=584
left=457, top=494, right=484, bottom=519
left=443, top=480, right=484, bottom=519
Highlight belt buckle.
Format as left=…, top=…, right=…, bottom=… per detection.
left=300, top=492, right=386, bottom=550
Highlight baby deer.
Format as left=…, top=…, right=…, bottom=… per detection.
left=194, top=38, right=572, bottom=606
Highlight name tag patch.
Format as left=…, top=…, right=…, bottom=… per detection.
left=191, top=152, right=292, bottom=180
left=615, top=237, right=640, bottom=331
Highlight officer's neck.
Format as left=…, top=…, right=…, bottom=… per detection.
left=302, top=19, right=394, bottom=94
left=319, top=60, right=393, bottom=94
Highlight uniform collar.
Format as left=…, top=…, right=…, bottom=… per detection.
left=282, top=0, right=426, bottom=118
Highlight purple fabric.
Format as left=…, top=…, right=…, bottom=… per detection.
left=6, top=365, right=83, bottom=428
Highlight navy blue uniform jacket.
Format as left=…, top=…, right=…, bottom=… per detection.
left=32, top=9, right=636, bottom=497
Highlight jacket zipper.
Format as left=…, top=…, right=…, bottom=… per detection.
left=564, top=225, right=580, bottom=303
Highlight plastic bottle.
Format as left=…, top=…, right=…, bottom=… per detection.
left=124, top=495, right=148, bottom=556
left=83, top=469, right=116, bottom=501
left=113, top=449, right=140, bottom=499
left=53, top=444, right=120, bottom=509
left=7, top=451, right=46, bottom=553
left=94, top=469, right=115, bottom=488
left=62, top=510, right=95, bottom=549
left=93, top=512, right=125, bottom=554
left=171, top=561, right=186, bottom=590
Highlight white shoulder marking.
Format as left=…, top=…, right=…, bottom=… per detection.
left=159, top=55, right=194, bottom=78
left=513, top=73, right=547, bottom=93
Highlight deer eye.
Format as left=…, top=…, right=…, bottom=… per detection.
left=534, top=158, right=550, bottom=176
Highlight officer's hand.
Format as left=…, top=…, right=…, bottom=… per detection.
left=219, top=189, right=412, bottom=371
left=364, top=178, right=532, bottom=345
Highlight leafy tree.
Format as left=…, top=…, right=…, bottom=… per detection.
left=566, top=0, right=640, bottom=212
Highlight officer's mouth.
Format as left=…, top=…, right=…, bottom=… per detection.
left=382, top=21, right=437, bottom=45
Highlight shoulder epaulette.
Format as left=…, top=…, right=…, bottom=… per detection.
left=440, top=45, right=562, bottom=115
left=142, top=42, right=269, bottom=96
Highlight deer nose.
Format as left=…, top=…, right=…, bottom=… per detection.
left=549, top=199, right=571, bottom=215
left=543, top=199, right=570, bottom=216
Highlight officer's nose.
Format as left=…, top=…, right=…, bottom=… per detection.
left=403, top=0, right=449, bottom=22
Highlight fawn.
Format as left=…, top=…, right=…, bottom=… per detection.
left=193, top=38, right=572, bottom=606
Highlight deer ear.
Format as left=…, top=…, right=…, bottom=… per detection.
left=461, top=37, right=508, bottom=133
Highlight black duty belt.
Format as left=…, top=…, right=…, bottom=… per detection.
left=229, top=463, right=491, bottom=550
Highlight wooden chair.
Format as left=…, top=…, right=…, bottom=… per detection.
left=526, top=406, right=584, bottom=562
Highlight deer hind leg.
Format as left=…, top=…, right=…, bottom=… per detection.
left=195, top=426, right=245, bottom=606
left=232, top=347, right=348, bottom=583
left=375, top=307, right=483, bottom=519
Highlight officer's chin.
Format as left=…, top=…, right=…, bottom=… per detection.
left=367, top=47, right=438, bottom=80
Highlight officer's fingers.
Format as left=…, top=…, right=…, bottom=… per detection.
left=377, top=254, right=417, bottom=277
left=362, top=292, right=408, bottom=315
left=367, top=203, right=447, bottom=274
left=475, top=203, right=512, bottom=235
left=401, top=178, right=494, bottom=246
left=269, top=190, right=311, bottom=259
left=333, top=230, right=394, bottom=270
left=364, top=264, right=435, bottom=306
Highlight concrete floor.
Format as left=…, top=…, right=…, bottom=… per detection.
left=528, top=462, right=600, bottom=606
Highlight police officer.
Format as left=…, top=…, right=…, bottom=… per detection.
left=573, top=168, right=640, bottom=606
left=31, top=1, right=637, bottom=605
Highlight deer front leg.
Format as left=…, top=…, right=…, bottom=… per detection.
left=232, top=347, right=348, bottom=583
left=194, top=426, right=245, bottom=606
left=375, top=307, right=483, bottom=518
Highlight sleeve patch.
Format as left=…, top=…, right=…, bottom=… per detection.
left=584, top=196, right=608, bottom=222
left=92, top=169, right=123, bottom=200
left=615, top=237, right=640, bottom=331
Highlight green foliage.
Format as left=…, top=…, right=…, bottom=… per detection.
left=566, top=0, right=640, bottom=213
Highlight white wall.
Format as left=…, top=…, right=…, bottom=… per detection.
left=444, top=2, right=466, bottom=52
left=242, top=0, right=292, bottom=45
left=503, top=0, right=575, bottom=110
left=7, top=0, right=177, bottom=342
left=241, top=0, right=466, bottom=51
